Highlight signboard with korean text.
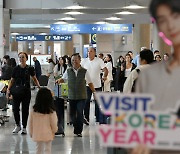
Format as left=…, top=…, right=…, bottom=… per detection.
left=16, top=35, right=72, bottom=41
left=50, top=24, right=132, bottom=34
left=95, top=92, right=180, bottom=151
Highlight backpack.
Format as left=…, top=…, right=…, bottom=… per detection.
left=131, top=69, right=140, bottom=92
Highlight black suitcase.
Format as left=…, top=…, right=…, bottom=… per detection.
left=39, top=75, right=49, bottom=86
left=54, top=84, right=65, bottom=137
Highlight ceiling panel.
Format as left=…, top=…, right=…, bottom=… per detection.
left=7, top=0, right=153, bottom=33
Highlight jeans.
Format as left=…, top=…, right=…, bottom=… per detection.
left=69, top=100, right=85, bottom=134
left=84, top=87, right=102, bottom=122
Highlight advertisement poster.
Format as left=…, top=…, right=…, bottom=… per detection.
left=95, top=92, right=180, bottom=151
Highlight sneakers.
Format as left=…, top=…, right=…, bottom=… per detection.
left=21, top=128, right=27, bottom=135
left=12, top=126, right=27, bottom=134
left=83, top=118, right=89, bottom=125
left=12, top=126, right=21, bottom=134
left=75, top=134, right=82, bottom=137
left=55, top=132, right=65, bottom=137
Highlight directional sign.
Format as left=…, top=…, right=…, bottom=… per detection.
left=50, top=24, right=132, bottom=34
left=16, top=35, right=72, bottom=41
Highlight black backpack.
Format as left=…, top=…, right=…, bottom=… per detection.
left=131, top=69, right=140, bottom=92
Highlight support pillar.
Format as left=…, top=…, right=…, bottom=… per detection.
left=0, top=0, right=4, bottom=58
left=3, top=9, right=10, bottom=53
left=133, top=24, right=151, bottom=54
left=61, top=41, right=73, bottom=56
left=42, top=41, right=48, bottom=54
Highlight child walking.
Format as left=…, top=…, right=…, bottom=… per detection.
left=28, top=88, right=58, bottom=154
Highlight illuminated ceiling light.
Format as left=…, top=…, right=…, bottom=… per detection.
left=116, top=11, right=135, bottom=15
left=65, top=11, right=83, bottom=15
left=95, top=21, right=107, bottom=24
left=106, top=17, right=121, bottom=20
left=66, top=2, right=86, bottom=9
left=11, top=33, right=20, bottom=35
left=123, top=4, right=147, bottom=9
left=44, top=25, right=50, bottom=28
left=39, top=33, right=48, bottom=35
left=61, top=16, right=75, bottom=20
left=54, top=21, right=67, bottom=24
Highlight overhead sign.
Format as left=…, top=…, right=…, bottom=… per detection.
left=16, top=35, right=72, bottom=41
left=95, top=92, right=180, bottom=151
left=50, top=24, right=132, bottom=34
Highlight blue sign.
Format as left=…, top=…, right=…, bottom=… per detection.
left=50, top=24, right=132, bottom=34
left=16, top=35, right=72, bottom=41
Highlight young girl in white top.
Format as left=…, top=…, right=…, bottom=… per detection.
left=28, top=88, right=58, bottom=154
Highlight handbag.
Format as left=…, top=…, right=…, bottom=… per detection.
left=10, top=84, right=26, bottom=98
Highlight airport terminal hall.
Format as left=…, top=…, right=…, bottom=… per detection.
left=1, top=0, right=180, bottom=154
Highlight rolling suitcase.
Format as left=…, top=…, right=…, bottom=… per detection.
left=54, top=84, right=65, bottom=137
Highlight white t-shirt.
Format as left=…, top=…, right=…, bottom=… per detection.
left=81, top=57, right=106, bottom=88
left=125, top=67, right=132, bottom=77
left=136, top=61, right=180, bottom=111
left=47, top=62, right=55, bottom=74
left=123, top=65, right=150, bottom=93
left=105, top=62, right=113, bottom=81
left=54, top=64, right=65, bottom=76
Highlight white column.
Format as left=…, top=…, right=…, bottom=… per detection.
left=61, top=41, right=73, bottom=56
left=42, top=41, right=48, bottom=54
left=61, top=42, right=66, bottom=56
left=22, top=41, right=28, bottom=52
left=152, top=24, right=160, bottom=51
left=133, top=24, right=141, bottom=54
left=0, top=0, right=4, bottom=58
left=79, top=34, right=84, bottom=57
left=3, top=9, right=10, bottom=52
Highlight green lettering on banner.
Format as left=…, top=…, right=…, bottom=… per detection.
left=158, top=115, right=170, bottom=129
left=129, top=114, right=142, bottom=128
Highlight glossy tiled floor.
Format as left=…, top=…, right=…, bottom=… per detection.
left=0, top=90, right=107, bottom=154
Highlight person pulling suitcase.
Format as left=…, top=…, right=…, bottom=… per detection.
left=56, top=53, right=96, bottom=137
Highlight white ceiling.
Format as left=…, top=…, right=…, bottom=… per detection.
left=6, top=0, right=152, bottom=33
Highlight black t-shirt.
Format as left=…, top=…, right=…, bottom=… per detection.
left=12, top=65, right=35, bottom=88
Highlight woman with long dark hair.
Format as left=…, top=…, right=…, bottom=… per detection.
left=54, top=57, right=67, bottom=79
left=115, top=53, right=136, bottom=92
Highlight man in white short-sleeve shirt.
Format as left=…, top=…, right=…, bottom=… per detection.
left=81, top=47, right=108, bottom=124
